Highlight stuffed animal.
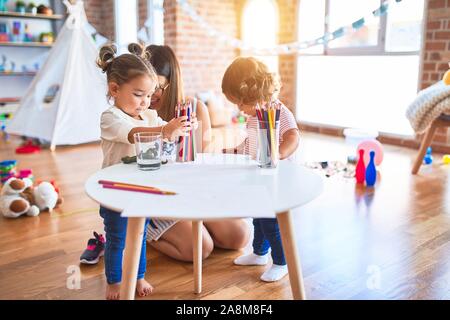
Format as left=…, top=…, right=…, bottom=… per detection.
left=0, top=178, right=63, bottom=218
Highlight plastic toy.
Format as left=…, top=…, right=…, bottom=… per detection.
left=443, top=155, right=450, bottom=165
left=121, top=155, right=137, bottom=164
left=0, top=0, right=7, bottom=12
left=0, top=160, right=18, bottom=184
left=365, top=151, right=377, bottom=187
left=16, top=1, right=26, bottom=14
left=0, top=55, right=6, bottom=72
left=23, top=24, right=33, bottom=42
left=443, top=64, right=450, bottom=86
left=355, top=149, right=365, bottom=184
left=357, top=139, right=384, bottom=166
left=424, top=147, right=433, bottom=165
left=15, top=140, right=41, bottom=154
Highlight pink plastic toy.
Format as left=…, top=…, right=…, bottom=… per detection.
left=357, top=140, right=384, bottom=166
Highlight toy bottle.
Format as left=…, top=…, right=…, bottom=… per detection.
left=355, top=149, right=365, bottom=184
left=365, top=151, right=377, bottom=187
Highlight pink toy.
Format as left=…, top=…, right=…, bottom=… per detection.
left=355, top=149, right=366, bottom=184
left=357, top=140, right=384, bottom=166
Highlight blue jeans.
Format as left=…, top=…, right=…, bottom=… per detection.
left=252, top=218, right=286, bottom=265
left=100, top=207, right=149, bottom=284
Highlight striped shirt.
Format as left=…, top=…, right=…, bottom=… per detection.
left=244, top=101, right=299, bottom=159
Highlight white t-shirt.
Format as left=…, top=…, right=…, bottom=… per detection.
left=100, top=106, right=166, bottom=168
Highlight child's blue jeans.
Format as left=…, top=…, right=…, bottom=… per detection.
left=100, top=206, right=149, bottom=285
left=252, top=218, right=286, bottom=265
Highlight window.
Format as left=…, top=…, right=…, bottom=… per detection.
left=115, top=0, right=138, bottom=53
left=241, top=0, right=279, bottom=72
left=296, top=0, right=425, bottom=136
left=140, top=0, right=164, bottom=45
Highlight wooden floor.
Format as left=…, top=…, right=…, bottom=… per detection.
left=1, top=131, right=450, bottom=300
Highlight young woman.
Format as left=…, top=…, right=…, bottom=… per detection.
left=144, top=45, right=250, bottom=261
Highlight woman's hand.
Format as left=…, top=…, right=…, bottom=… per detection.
left=162, top=116, right=191, bottom=141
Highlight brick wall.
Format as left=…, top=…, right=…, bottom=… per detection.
left=164, top=0, right=239, bottom=99
left=84, top=0, right=115, bottom=41
left=419, top=0, right=450, bottom=150
left=138, top=0, right=148, bottom=30
left=277, top=0, right=298, bottom=113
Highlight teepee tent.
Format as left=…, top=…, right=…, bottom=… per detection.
left=6, top=0, right=107, bottom=149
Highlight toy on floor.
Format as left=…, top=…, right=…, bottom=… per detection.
left=0, top=160, right=17, bottom=184
left=0, top=177, right=63, bottom=218
left=424, top=147, right=433, bottom=165
left=365, top=151, right=377, bottom=187
left=355, top=149, right=366, bottom=184
left=357, top=140, right=384, bottom=166
left=305, top=161, right=354, bottom=178
left=443, top=64, right=450, bottom=86
left=443, top=155, right=450, bottom=165
left=0, top=160, right=34, bottom=184
left=15, top=140, right=41, bottom=154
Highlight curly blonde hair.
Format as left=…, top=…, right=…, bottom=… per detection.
left=222, top=57, right=281, bottom=105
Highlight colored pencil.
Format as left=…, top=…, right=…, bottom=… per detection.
left=98, top=180, right=160, bottom=191
left=102, top=184, right=177, bottom=195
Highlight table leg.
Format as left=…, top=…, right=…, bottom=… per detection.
left=120, top=217, right=146, bottom=300
left=192, top=220, right=203, bottom=294
left=277, top=210, right=306, bottom=300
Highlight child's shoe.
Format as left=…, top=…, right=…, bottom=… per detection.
left=80, top=231, right=105, bottom=265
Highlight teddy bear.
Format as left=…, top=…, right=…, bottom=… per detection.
left=0, top=177, right=63, bottom=218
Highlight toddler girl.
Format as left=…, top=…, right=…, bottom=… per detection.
left=222, top=57, right=300, bottom=282
left=97, top=43, right=190, bottom=299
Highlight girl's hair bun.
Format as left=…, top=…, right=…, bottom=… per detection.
left=97, top=44, right=117, bottom=72
left=128, top=42, right=146, bottom=58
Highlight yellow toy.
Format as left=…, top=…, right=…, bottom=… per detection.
left=443, top=155, right=450, bottom=165
left=444, top=63, right=450, bottom=86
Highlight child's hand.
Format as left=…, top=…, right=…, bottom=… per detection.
left=162, top=116, right=191, bottom=141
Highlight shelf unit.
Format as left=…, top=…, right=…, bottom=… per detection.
left=0, top=41, right=53, bottom=47
left=0, top=1, right=66, bottom=110
left=0, top=11, right=64, bottom=20
left=0, top=71, right=37, bottom=76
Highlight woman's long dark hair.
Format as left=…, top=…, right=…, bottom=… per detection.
left=145, top=45, right=184, bottom=122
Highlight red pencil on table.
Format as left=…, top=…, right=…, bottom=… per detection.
left=102, top=184, right=177, bottom=195
left=98, top=180, right=160, bottom=191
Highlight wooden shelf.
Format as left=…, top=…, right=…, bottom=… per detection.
left=0, top=11, right=63, bottom=20
left=0, top=72, right=37, bottom=76
left=0, top=42, right=52, bottom=48
left=0, top=97, right=20, bottom=104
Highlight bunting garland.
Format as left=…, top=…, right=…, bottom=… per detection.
left=176, top=0, right=403, bottom=55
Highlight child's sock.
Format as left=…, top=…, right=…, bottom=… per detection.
left=260, top=264, right=288, bottom=282
left=234, top=253, right=269, bottom=266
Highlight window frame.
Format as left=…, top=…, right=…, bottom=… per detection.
left=315, top=0, right=423, bottom=56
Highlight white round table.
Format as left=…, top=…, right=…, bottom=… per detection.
left=85, top=153, right=323, bottom=300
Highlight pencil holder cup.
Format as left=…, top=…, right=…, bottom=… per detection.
left=134, top=132, right=162, bottom=171
left=257, top=120, right=280, bottom=168
left=175, top=101, right=197, bottom=163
